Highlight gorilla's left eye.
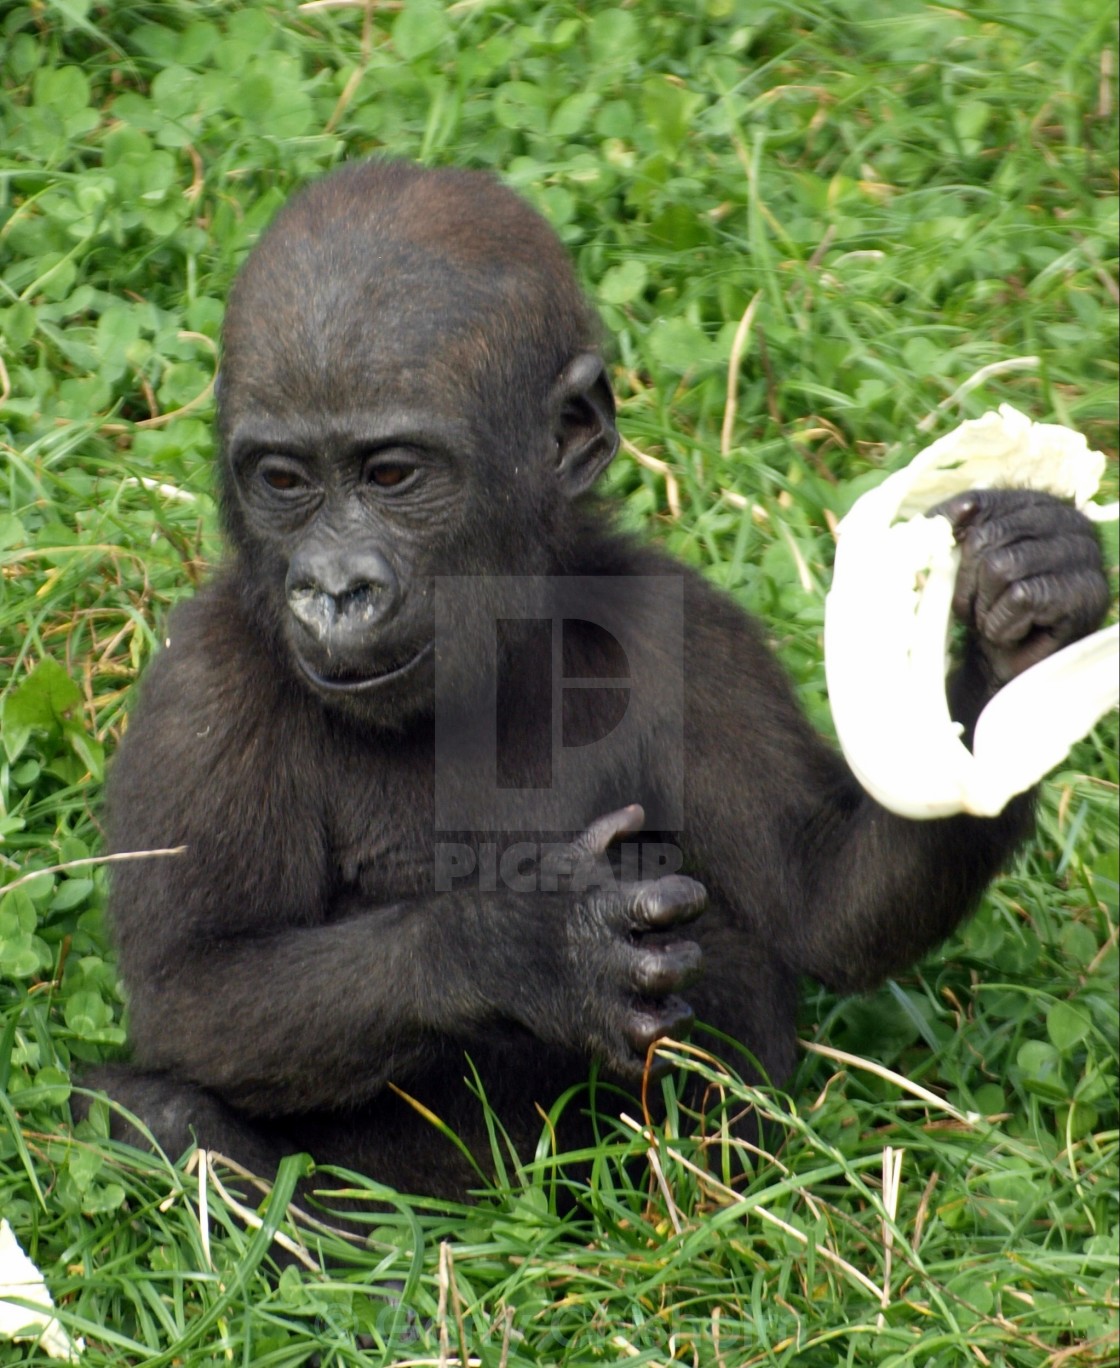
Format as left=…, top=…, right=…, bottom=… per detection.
left=364, top=459, right=417, bottom=490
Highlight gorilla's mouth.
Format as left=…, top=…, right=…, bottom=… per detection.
left=295, top=641, right=434, bottom=694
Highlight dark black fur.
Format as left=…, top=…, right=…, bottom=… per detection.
left=84, top=162, right=1110, bottom=1199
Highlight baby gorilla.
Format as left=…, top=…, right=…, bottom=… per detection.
left=84, top=160, right=1110, bottom=1198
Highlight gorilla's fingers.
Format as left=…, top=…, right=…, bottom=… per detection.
left=979, top=571, right=1113, bottom=650
left=930, top=487, right=1109, bottom=685
left=629, top=875, right=708, bottom=929
left=630, top=940, right=703, bottom=996
left=624, top=997, right=695, bottom=1063
left=932, top=487, right=1077, bottom=540
left=931, top=488, right=987, bottom=534
left=575, top=804, right=645, bottom=859
left=543, top=804, right=645, bottom=880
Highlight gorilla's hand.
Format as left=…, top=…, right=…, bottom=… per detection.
left=932, top=488, right=1109, bottom=688
left=541, top=805, right=706, bottom=1079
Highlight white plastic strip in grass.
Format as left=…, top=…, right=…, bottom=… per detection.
left=0, top=1220, right=83, bottom=1362
left=825, top=405, right=1119, bottom=818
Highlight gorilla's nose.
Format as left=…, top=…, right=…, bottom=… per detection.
left=286, top=548, right=400, bottom=643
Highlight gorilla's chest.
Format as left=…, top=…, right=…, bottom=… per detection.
left=319, top=699, right=650, bottom=907
left=324, top=733, right=438, bottom=900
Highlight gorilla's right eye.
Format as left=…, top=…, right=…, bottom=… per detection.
left=258, top=460, right=307, bottom=493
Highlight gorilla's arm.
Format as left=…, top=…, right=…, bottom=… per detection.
left=790, top=776, right=1031, bottom=993
left=682, top=488, right=1109, bottom=993
left=108, top=587, right=702, bottom=1114
left=114, top=872, right=699, bottom=1117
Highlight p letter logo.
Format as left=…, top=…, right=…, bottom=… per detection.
left=433, top=576, right=684, bottom=831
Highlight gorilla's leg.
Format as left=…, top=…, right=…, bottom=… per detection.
left=74, top=1064, right=286, bottom=1177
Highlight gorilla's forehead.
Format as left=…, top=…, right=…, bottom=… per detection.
left=224, top=399, right=480, bottom=459
left=221, top=323, right=514, bottom=445
left=224, top=249, right=534, bottom=415
left=233, top=246, right=480, bottom=347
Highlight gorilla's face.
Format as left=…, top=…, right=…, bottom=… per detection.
left=216, top=167, right=617, bottom=725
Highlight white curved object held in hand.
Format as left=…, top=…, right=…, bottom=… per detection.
left=824, top=404, right=1119, bottom=819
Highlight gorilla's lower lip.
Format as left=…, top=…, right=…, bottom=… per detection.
left=295, top=641, right=434, bottom=694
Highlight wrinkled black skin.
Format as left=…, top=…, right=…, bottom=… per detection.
left=83, top=161, right=1110, bottom=1201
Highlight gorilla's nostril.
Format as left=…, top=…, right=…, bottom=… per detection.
left=288, top=579, right=399, bottom=643
left=337, top=583, right=387, bottom=620
left=287, top=587, right=337, bottom=642
left=284, top=550, right=399, bottom=631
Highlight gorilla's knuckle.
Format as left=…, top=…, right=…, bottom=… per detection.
left=982, top=545, right=1020, bottom=581
left=636, top=943, right=700, bottom=995
left=1070, top=570, right=1111, bottom=627
left=671, top=874, right=708, bottom=904
left=632, top=953, right=671, bottom=995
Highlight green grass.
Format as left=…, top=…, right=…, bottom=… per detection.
left=1, top=1, right=1117, bottom=1363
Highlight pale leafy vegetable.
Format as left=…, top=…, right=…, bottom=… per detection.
left=825, top=405, right=1119, bottom=818
left=0, top=1219, right=83, bottom=1361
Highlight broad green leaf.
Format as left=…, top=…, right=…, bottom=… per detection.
left=599, top=260, right=649, bottom=306
left=1016, top=1039, right=1068, bottom=1101
left=589, top=9, right=637, bottom=62
left=49, top=878, right=94, bottom=913
left=65, top=724, right=105, bottom=782
left=1046, top=1000, right=1091, bottom=1052
left=393, top=0, right=450, bottom=62
left=64, top=989, right=113, bottom=1037
left=647, top=318, right=721, bottom=373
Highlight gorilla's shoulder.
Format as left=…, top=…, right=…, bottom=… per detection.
left=137, top=571, right=294, bottom=724
left=163, top=570, right=255, bottom=653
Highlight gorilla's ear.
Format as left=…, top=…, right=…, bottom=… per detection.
left=551, top=353, right=619, bottom=499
